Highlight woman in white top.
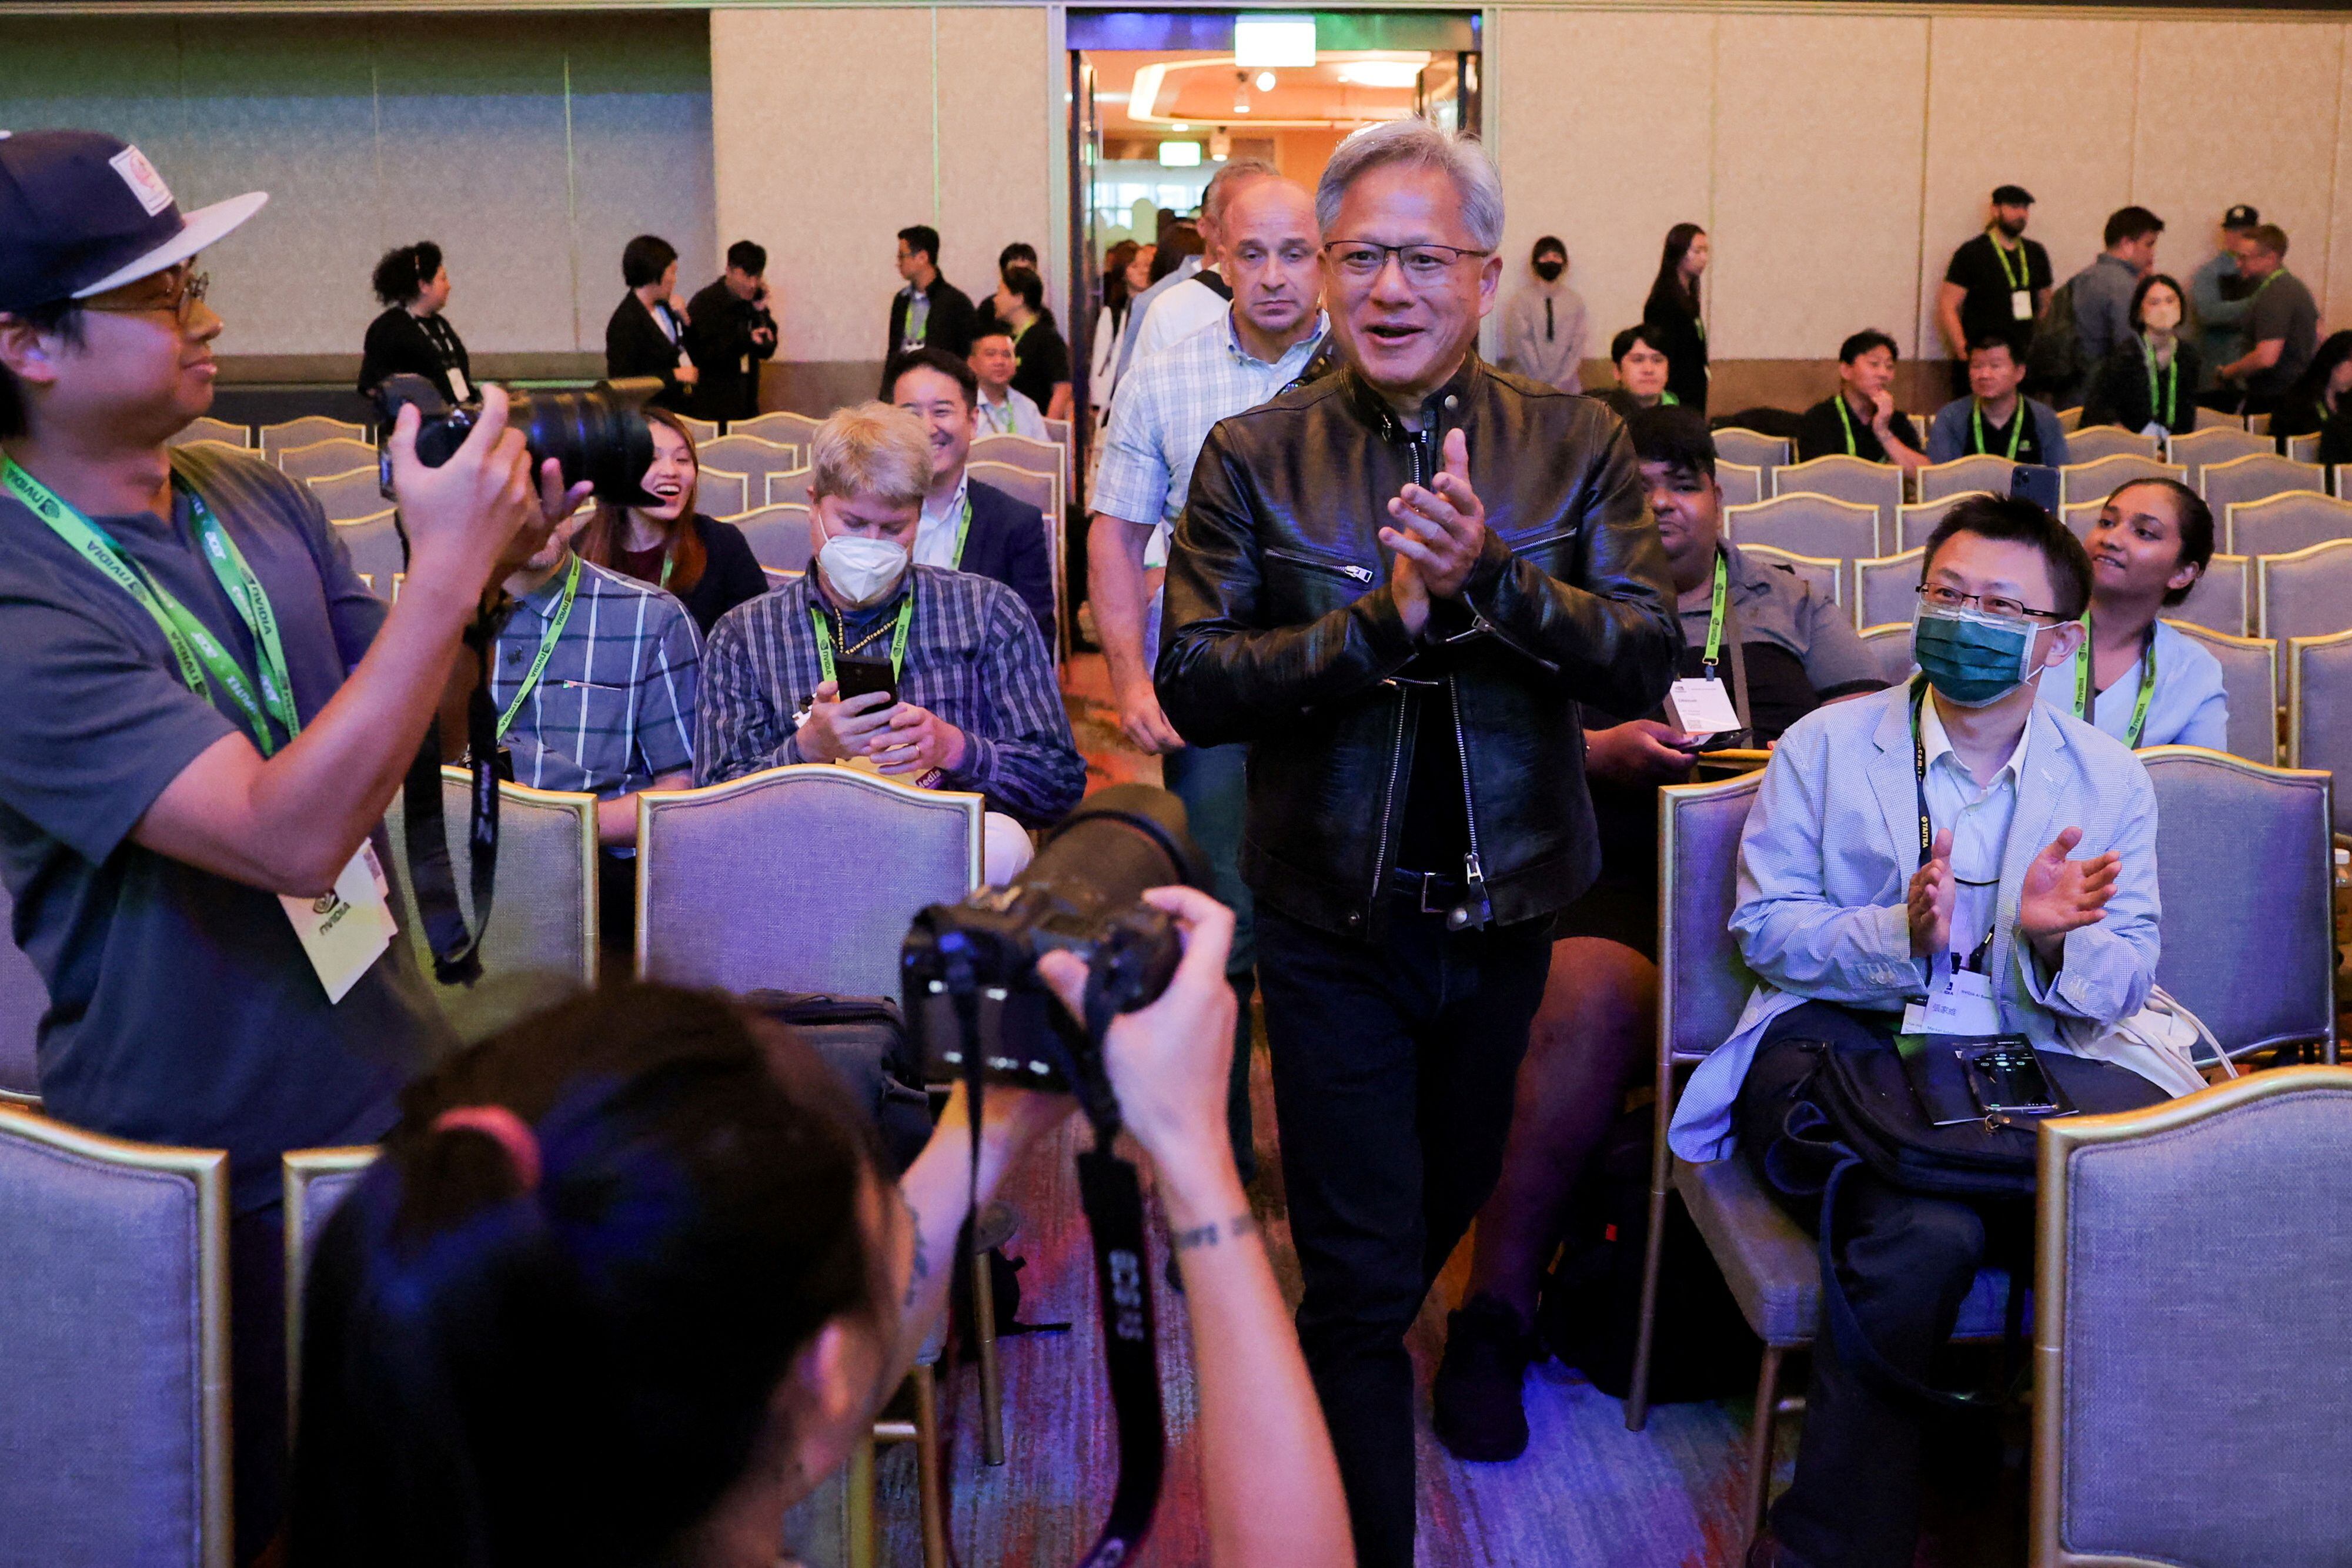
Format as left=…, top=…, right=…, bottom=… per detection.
left=2043, top=477, right=2229, bottom=750
left=1090, top=239, right=1155, bottom=408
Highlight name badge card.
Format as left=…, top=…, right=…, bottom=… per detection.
left=2012, top=289, right=2033, bottom=322
left=280, top=841, right=399, bottom=1004
left=1665, top=676, right=1740, bottom=741
left=1923, top=966, right=2003, bottom=1036
left=445, top=367, right=472, bottom=403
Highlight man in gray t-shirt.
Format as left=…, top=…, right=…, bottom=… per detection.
left=2214, top=223, right=2319, bottom=413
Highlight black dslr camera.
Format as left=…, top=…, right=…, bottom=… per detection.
left=371, top=372, right=663, bottom=505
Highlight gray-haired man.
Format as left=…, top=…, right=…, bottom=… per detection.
left=1156, top=117, right=1681, bottom=1563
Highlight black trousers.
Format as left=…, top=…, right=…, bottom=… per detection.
left=1735, top=1004, right=2023, bottom=1568
left=1255, top=902, right=1553, bottom=1568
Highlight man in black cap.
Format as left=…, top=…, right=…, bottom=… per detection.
left=1936, top=184, right=2052, bottom=399
left=0, top=128, right=584, bottom=1560
left=2191, top=203, right=2261, bottom=394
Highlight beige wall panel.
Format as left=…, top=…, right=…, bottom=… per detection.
left=2331, top=28, right=2352, bottom=327
left=2133, top=20, right=2344, bottom=323
left=1915, top=14, right=2138, bottom=359
left=1710, top=12, right=1929, bottom=362
left=712, top=6, right=935, bottom=364
left=1491, top=8, right=1716, bottom=372
left=937, top=8, right=1056, bottom=323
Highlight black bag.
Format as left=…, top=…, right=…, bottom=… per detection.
left=743, top=991, right=934, bottom=1175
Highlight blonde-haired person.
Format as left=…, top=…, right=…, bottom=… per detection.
left=573, top=406, right=767, bottom=634
left=693, top=402, right=1083, bottom=880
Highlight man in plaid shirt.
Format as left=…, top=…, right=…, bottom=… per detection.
left=697, top=403, right=1082, bottom=878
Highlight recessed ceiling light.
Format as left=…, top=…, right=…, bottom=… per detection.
left=1171, top=122, right=1190, bottom=132
left=1255, top=71, right=1277, bottom=92
left=1337, top=60, right=1425, bottom=90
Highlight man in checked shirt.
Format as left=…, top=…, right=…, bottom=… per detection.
left=696, top=402, right=1083, bottom=881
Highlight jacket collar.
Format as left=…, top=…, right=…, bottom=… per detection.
left=1340, top=352, right=1486, bottom=445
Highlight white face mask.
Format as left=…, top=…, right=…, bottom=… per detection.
left=2141, top=295, right=2183, bottom=334
left=817, top=531, right=909, bottom=609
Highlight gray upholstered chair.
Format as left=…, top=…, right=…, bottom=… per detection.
left=168, top=416, right=249, bottom=449
left=767, top=468, right=814, bottom=507
left=697, top=434, right=803, bottom=495
left=1852, top=547, right=1922, bottom=631
left=2193, top=404, right=2241, bottom=432
left=2137, top=748, right=2335, bottom=1064
left=1724, top=492, right=1881, bottom=564
left=2225, top=489, right=2352, bottom=557
left=1770, top=455, right=1901, bottom=549
left=0, top=1105, right=231, bottom=1568
left=735, top=503, right=813, bottom=573
left=261, top=414, right=369, bottom=461
left=2033, top=1066, right=2352, bottom=1567
left=1894, top=491, right=1987, bottom=552
left=2055, top=406, right=2084, bottom=433
left=731, top=411, right=823, bottom=451
left=276, top=437, right=379, bottom=485
left=2168, top=551, right=2247, bottom=637
left=2287, top=630, right=2352, bottom=836
left=2282, top=432, right=2320, bottom=464
left=2060, top=453, right=2184, bottom=508
left=637, top=766, right=982, bottom=998
left=0, top=876, right=48, bottom=1107
left=1715, top=460, right=1764, bottom=509
left=283, top=1144, right=376, bottom=1417
left=2059, top=499, right=2102, bottom=541
left=968, top=459, right=1067, bottom=657
left=306, top=467, right=390, bottom=524
left=1713, top=427, right=1792, bottom=472
left=1916, top=455, right=2012, bottom=504
left=2062, top=426, right=2160, bottom=464
left=2256, top=539, right=2352, bottom=646
left=696, top=469, right=751, bottom=520
left=2166, top=424, right=2270, bottom=486
left=332, top=512, right=407, bottom=599
left=382, top=767, right=599, bottom=1041
left=1856, top=623, right=1915, bottom=686
left=2163, top=621, right=2277, bottom=764
left=2247, top=412, right=2273, bottom=436
left=1735, top=544, right=1840, bottom=608
left=2201, top=453, right=2324, bottom=517
left=677, top=415, right=722, bottom=446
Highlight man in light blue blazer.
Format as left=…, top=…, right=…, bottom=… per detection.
left=1671, top=496, right=2178, bottom=1568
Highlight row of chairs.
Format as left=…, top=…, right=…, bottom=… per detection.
left=1716, top=415, right=2309, bottom=498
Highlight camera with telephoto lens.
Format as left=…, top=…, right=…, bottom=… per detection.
left=371, top=372, right=663, bottom=505
left=901, top=784, right=1209, bottom=1113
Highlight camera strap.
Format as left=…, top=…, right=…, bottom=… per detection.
left=402, top=611, right=503, bottom=985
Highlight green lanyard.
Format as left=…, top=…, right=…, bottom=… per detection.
left=659, top=551, right=675, bottom=590
left=1702, top=551, right=1729, bottom=673
left=1659, top=390, right=1681, bottom=408
left=978, top=399, right=1016, bottom=437
left=496, top=553, right=582, bottom=738
left=1990, top=232, right=2029, bottom=292
left=1971, top=399, right=2025, bottom=460
left=811, top=591, right=916, bottom=683
left=1834, top=394, right=1862, bottom=457
left=2142, top=342, right=2177, bottom=431
left=949, top=494, right=973, bottom=569
left=2073, top=615, right=2158, bottom=749
left=5, top=457, right=299, bottom=755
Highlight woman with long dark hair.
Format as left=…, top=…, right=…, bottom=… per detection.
left=358, top=241, right=472, bottom=404
left=2270, top=329, right=2352, bottom=465
left=2081, top=273, right=2200, bottom=437
left=1090, top=239, right=1154, bottom=407
left=572, top=406, right=767, bottom=634
left=1642, top=222, right=1711, bottom=412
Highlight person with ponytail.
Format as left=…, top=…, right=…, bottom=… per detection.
left=358, top=240, right=472, bottom=404
left=289, top=895, right=1354, bottom=1568
left=574, top=406, right=768, bottom=635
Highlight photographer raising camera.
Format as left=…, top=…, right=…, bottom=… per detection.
left=0, top=132, right=590, bottom=1559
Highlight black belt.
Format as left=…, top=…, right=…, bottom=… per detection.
left=1387, top=866, right=1468, bottom=915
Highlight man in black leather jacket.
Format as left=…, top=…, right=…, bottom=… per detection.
left=1157, top=118, right=1680, bottom=1564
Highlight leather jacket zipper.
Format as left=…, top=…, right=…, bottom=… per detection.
left=1447, top=673, right=1492, bottom=928
left=1264, top=546, right=1376, bottom=584
left=1371, top=687, right=1408, bottom=905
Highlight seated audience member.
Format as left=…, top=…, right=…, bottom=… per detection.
left=683, top=239, right=779, bottom=424
left=2057, top=206, right=2165, bottom=409
left=1926, top=336, right=2069, bottom=466
left=491, top=496, right=701, bottom=946
left=606, top=233, right=698, bottom=412
left=574, top=407, right=768, bottom=636
left=2042, top=479, right=2224, bottom=750
left=694, top=403, right=1083, bottom=881
left=994, top=266, right=1074, bottom=423
left=2267, top=329, right=2352, bottom=465
left=2080, top=274, right=2200, bottom=438
left=1670, top=495, right=2194, bottom=1568
left=1499, top=235, right=1589, bottom=393
left=358, top=240, right=471, bottom=404
left=1594, top=323, right=1676, bottom=421
left=967, top=323, right=1051, bottom=441
left=289, top=901, right=1355, bottom=1568
left=1796, top=330, right=1926, bottom=471
left=2212, top=223, right=2319, bottom=418
left=1434, top=407, right=1886, bottom=1460
left=889, top=346, right=1057, bottom=645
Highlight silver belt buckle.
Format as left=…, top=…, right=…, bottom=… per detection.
left=1418, top=872, right=1446, bottom=915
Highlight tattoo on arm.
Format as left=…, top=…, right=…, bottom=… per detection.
left=1170, top=1212, right=1258, bottom=1253
left=903, top=1201, right=930, bottom=1310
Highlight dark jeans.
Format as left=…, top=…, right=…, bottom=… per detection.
left=1735, top=1004, right=2022, bottom=1568
left=1255, top=902, right=1553, bottom=1568
left=1164, top=741, right=1255, bottom=1183
left=229, top=1202, right=289, bottom=1566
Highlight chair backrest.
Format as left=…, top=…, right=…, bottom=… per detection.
left=306, top=467, right=390, bottom=524
left=2225, top=489, right=2352, bottom=557
left=168, top=416, right=249, bottom=449
left=677, top=416, right=722, bottom=445
left=1852, top=548, right=1923, bottom=631
left=2287, top=630, right=2352, bottom=835
left=969, top=459, right=1068, bottom=656
left=0, top=876, right=46, bottom=1106
left=1711, top=427, right=1790, bottom=470
left=382, top=767, right=599, bottom=1039
left=730, top=411, right=823, bottom=449
left=0, top=1106, right=231, bottom=1568
left=332, top=512, right=407, bottom=599
left=970, top=434, right=1063, bottom=479
left=1916, top=455, right=2013, bottom=504
left=734, top=504, right=813, bottom=572
left=637, top=767, right=982, bottom=998
left=2201, top=453, right=2324, bottom=514
left=1856, top=622, right=1915, bottom=686
left=1657, top=772, right=1765, bottom=1064
left=767, top=467, right=814, bottom=507
left=2256, top=539, right=2352, bottom=644
left=276, top=437, right=379, bottom=484
left=2283, top=433, right=2321, bottom=463
left=1771, top=454, right=1901, bottom=547
left=261, top=415, right=369, bottom=459
left=2062, top=425, right=2161, bottom=464
left=2036, top=1066, right=2352, bottom=1568
left=2059, top=499, right=2102, bottom=541
left=2137, top=748, right=2334, bottom=1059
left=2246, top=412, right=2273, bottom=436
left=697, top=434, right=803, bottom=484
left=2055, top=406, right=2084, bottom=433
left=2164, top=620, right=2278, bottom=764
left=2169, top=551, right=2247, bottom=637
left=1714, top=460, right=1764, bottom=509
left=696, top=469, right=751, bottom=519
left=282, top=1145, right=377, bottom=1417
left=1895, top=490, right=1991, bottom=553
left=1735, top=543, right=1840, bottom=607
left=1723, top=492, right=1881, bottom=564
left=2167, top=425, right=2271, bottom=484
left=2193, top=405, right=2242, bottom=432
left=2061, top=453, right=2184, bottom=507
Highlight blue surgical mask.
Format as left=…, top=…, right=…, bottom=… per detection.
left=1912, top=604, right=2039, bottom=707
